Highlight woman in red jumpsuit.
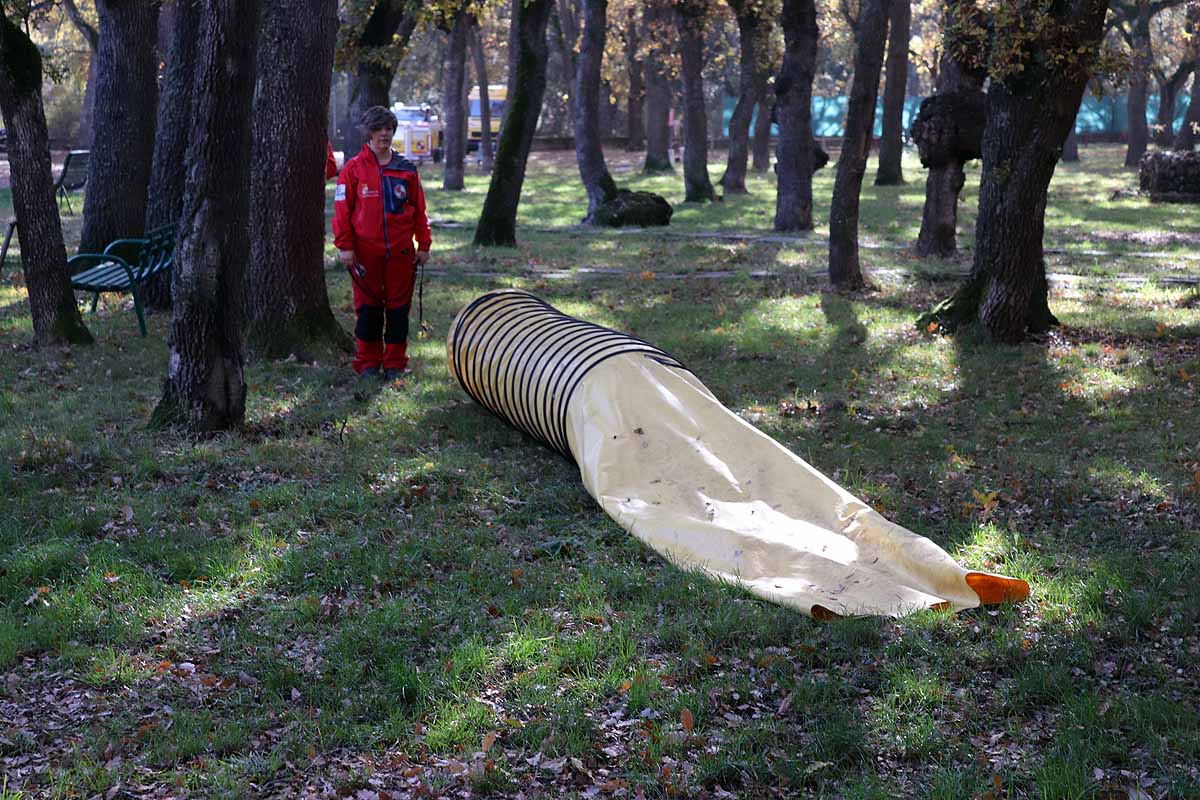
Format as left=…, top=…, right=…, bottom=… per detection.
left=333, top=107, right=432, bottom=379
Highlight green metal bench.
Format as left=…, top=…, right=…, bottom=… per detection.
left=69, top=224, right=175, bottom=337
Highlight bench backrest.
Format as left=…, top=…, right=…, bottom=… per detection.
left=132, top=225, right=175, bottom=281
left=57, top=150, right=90, bottom=192
left=100, top=224, right=175, bottom=282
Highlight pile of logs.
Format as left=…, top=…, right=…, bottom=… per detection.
left=1139, top=151, right=1200, bottom=203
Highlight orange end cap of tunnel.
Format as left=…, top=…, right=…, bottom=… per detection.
left=965, top=572, right=1031, bottom=605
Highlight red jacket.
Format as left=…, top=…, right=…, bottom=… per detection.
left=325, top=142, right=338, bottom=181
left=333, top=144, right=432, bottom=256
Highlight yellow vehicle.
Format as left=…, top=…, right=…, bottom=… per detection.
left=468, top=84, right=506, bottom=152
left=390, top=104, right=443, bottom=164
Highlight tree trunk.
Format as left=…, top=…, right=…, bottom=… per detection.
left=625, top=7, right=645, bottom=150
left=642, top=1, right=674, bottom=172
left=152, top=0, right=262, bottom=432
left=0, top=14, right=92, bottom=345
left=911, top=0, right=986, bottom=259
left=919, top=0, right=1108, bottom=343
left=62, top=0, right=98, bottom=149
left=720, top=3, right=765, bottom=194
left=773, top=0, right=818, bottom=231
left=1125, top=1, right=1151, bottom=168
left=473, top=0, right=552, bottom=247
left=828, top=0, right=890, bottom=289
left=469, top=19, right=495, bottom=170
left=1154, top=65, right=1192, bottom=145
left=751, top=91, right=772, bottom=171
left=143, top=0, right=201, bottom=310
left=1175, top=3, right=1200, bottom=151
left=443, top=10, right=470, bottom=191
left=1062, top=126, right=1079, bottom=162
left=575, top=0, right=619, bottom=222
left=1177, top=71, right=1200, bottom=150
left=676, top=0, right=715, bottom=202
left=79, top=0, right=159, bottom=254
left=245, top=0, right=348, bottom=361
left=874, top=0, right=909, bottom=185
left=554, top=0, right=580, bottom=130
left=342, top=4, right=419, bottom=156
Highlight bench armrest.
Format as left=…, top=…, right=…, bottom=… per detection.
left=68, top=253, right=138, bottom=287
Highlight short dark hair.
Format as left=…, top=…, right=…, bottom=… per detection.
left=360, top=106, right=397, bottom=135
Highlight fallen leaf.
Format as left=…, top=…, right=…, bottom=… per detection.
left=482, top=731, right=498, bottom=753
left=681, top=708, right=694, bottom=735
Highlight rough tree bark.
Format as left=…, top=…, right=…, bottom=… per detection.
left=911, top=0, right=986, bottom=258
left=642, top=0, right=674, bottom=172
left=152, top=0, right=262, bottom=432
left=342, top=2, right=419, bottom=156
left=919, top=0, right=1110, bottom=343
left=443, top=9, right=470, bottom=191
left=773, top=0, right=818, bottom=231
left=720, top=0, right=768, bottom=194
left=0, top=13, right=92, bottom=345
left=624, top=7, right=645, bottom=151
left=61, top=0, right=98, bottom=148
left=245, top=0, right=348, bottom=361
left=79, top=0, right=159, bottom=254
left=575, top=0, right=619, bottom=222
left=474, top=0, right=552, bottom=247
left=142, top=0, right=201, bottom=310
left=874, top=0, right=910, bottom=185
left=676, top=0, right=716, bottom=202
left=468, top=18, right=495, bottom=170
left=1125, top=1, right=1152, bottom=167
left=751, top=91, right=772, bottom=171
left=828, top=0, right=890, bottom=289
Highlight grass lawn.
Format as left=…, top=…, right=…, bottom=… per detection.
left=1, top=144, right=1199, bottom=798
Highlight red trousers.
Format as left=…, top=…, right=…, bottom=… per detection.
left=350, top=247, right=416, bottom=373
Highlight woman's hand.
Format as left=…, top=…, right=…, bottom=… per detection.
left=338, top=249, right=355, bottom=267
left=415, top=251, right=430, bottom=267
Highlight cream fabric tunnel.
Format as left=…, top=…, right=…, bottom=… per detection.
left=447, top=289, right=1029, bottom=619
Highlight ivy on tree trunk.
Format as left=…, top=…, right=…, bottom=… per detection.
left=0, top=12, right=92, bottom=345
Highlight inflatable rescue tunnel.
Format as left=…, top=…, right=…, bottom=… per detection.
left=447, top=289, right=1029, bottom=619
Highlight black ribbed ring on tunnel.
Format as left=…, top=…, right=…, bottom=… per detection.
left=448, top=290, right=689, bottom=460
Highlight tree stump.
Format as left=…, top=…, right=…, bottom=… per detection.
left=593, top=189, right=673, bottom=227
left=1138, top=151, right=1200, bottom=202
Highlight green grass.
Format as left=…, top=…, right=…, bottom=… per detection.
left=1, top=144, right=1199, bottom=797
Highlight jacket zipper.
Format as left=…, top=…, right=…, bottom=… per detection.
left=379, top=158, right=391, bottom=259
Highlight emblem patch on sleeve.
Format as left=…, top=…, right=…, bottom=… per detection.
left=335, top=184, right=346, bottom=202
